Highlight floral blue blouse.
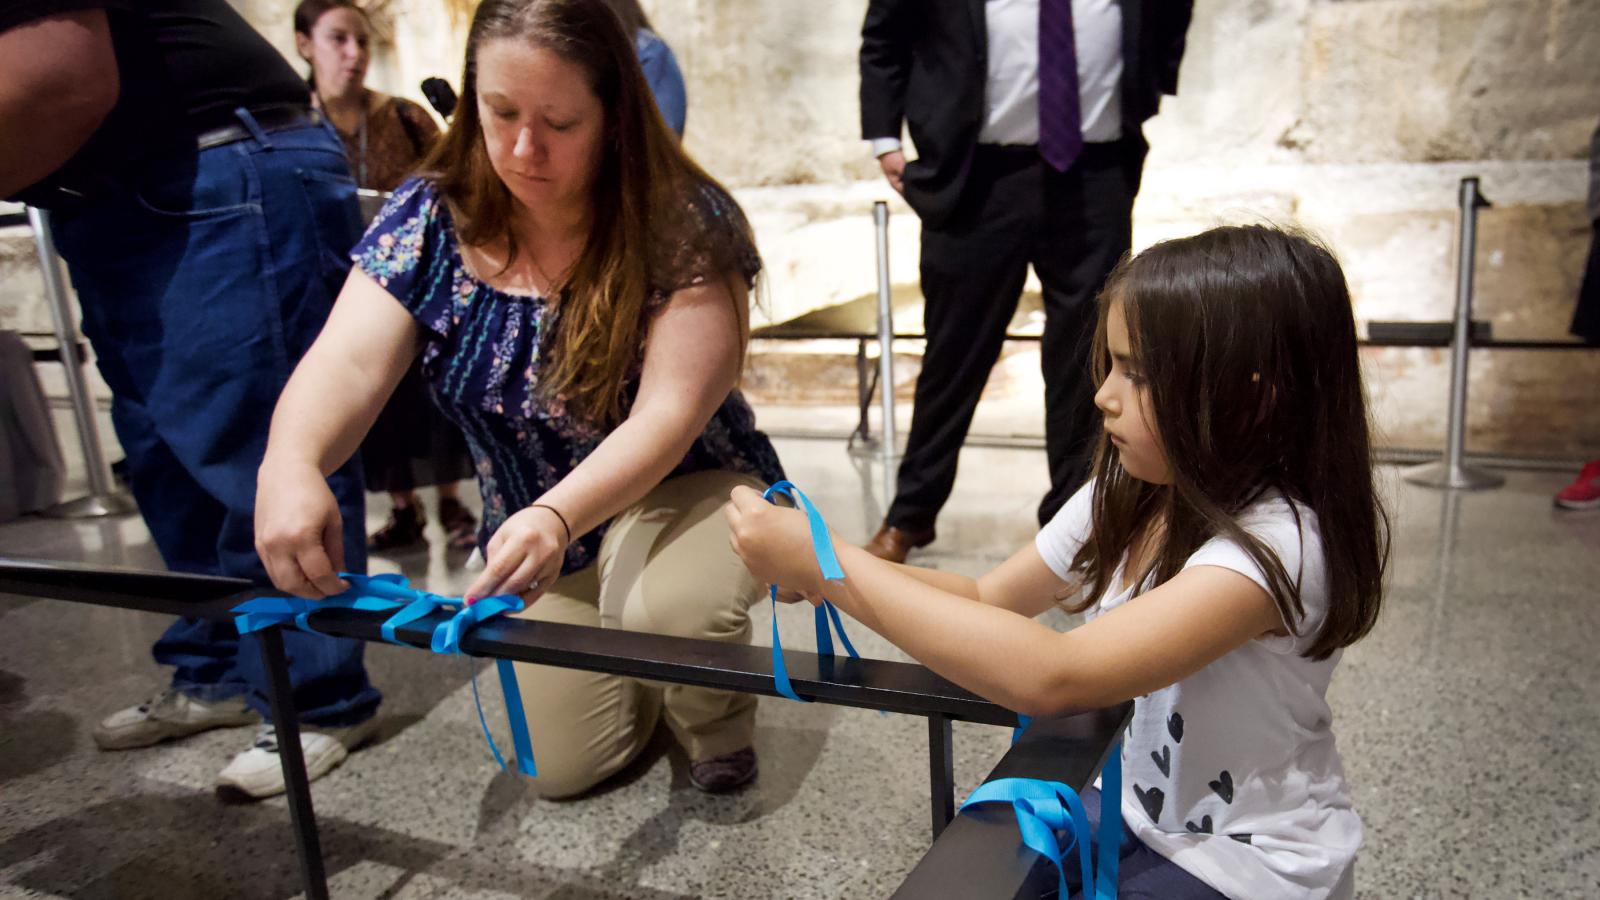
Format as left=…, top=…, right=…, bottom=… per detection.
left=351, top=177, right=785, bottom=573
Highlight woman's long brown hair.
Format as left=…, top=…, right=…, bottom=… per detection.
left=420, top=0, right=753, bottom=424
left=1067, top=226, right=1390, bottom=661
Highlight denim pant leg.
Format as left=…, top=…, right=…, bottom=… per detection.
left=121, top=401, right=252, bottom=701
left=52, top=117, right=379, bottom=726
left=1063, top=788, right=1227, bottom=900
left=101, top=391, right=253, bottom=701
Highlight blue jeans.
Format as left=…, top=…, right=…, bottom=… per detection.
left=51, top=110, right=380, bottom=727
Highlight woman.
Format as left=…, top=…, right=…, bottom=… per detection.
left=258, top=0, right=783, bottom=796
left=294, top=0, right=480, bottom=550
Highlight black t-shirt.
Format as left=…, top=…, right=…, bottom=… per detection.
left=2, top=0, right=310, bottom=200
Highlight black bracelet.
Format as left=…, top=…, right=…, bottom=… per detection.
left=530, top=503, right=572, bottom=543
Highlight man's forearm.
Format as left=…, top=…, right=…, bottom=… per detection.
left=0, top=10, right=119, bottom=197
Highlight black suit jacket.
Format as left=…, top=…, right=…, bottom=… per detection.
left=860, top=0, right=1193, bottom=227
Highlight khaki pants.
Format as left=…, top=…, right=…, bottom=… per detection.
left=511, top=470, right=764, bottom=798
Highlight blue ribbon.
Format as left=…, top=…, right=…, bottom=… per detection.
left=232, top=573, right=537, bottom=777
left=760, top=480, right=860, bottom=702
left=960, top=743, right=1123, bottom=899
left=1013, top=713, right=1033, bottom=745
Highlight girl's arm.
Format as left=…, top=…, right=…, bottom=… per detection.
left=868, top=545, right=1075, bottom=616
left=463, top=274, right=746, bottom=600
left=727, top=491, right=1284, bottom=717
left=256, top=268, right=421, bottom=596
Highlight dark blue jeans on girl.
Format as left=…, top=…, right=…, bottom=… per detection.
left=1064, top=788, right=1225, bottom=899
left=50, top=110, right=380, bottom=727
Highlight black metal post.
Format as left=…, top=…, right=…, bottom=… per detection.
left=258, top=627, right=329, bottom=900
left=854, top=338, right=873, bottom=445
left=873, top=201, right=898, bottom=459
left=928, top=713, right=955, bottom=839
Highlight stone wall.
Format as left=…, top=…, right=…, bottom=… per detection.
left=3, top=0, right=1597, bottom=459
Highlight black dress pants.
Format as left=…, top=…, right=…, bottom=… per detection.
left=887, top=137, right=1146, bottom=531
left=1573, top=219, right=1600, bottom=345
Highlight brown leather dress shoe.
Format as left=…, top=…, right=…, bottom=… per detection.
left=863, top=522, right=936, bottom=564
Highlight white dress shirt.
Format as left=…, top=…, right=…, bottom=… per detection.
left=870, top=0, right=1124, bottom=158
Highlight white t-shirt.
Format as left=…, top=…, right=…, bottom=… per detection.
left=1036, top=484, right=1360, bottom=900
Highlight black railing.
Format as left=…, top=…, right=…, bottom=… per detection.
left=0, top=556, right=1129, bottom=899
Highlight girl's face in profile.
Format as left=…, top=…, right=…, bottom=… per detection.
left=298, top=8, right=370, bottom=96
left=1095, top=298, right=1173, bottom=485
left=475, top=39, right=606, bottom=217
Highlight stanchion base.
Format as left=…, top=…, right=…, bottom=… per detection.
left=1402, top=460, right=1505, bottom=491
left=41, top=492, right=139, bottom=519
left=847, top=436, right=882, bottom=457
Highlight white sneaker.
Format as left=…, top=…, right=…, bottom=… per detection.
left=215, top=718, right=379, bottom=800
left=93, top=689, right=259, bottom=751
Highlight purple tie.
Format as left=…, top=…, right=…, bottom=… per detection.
left=1039, top=0, right=1084, bottom=172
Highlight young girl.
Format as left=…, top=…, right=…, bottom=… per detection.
left=726, top=225, right=1389, bottom=899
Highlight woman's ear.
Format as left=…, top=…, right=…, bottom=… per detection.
left=295, top=31, right=314, bottom=64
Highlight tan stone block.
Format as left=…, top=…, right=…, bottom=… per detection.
left=1298, top=0, right=1600, bottom=164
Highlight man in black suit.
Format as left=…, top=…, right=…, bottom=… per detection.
left=859, top=0, right=1192, bottom=562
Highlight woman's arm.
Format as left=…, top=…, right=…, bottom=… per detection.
left=262, top=269, right=420, bottom=476
left=726, top=490, right=1283, bottom=716
left=0, top=10, right=118, bottom=197
left=255, top=268, right=419, bottom=596
left=463, top=273, right=746, bottom=600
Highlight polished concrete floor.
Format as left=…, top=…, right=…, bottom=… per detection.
left=2, top=428, right=1598, bottom=898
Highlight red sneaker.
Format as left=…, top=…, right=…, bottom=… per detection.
left=1555, top=459, right=1600, bottom=510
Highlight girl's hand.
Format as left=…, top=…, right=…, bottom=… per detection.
left=464, top=504, right=569, bottom=603
left=255, top=460, right=350, bottom=599
left=723, top=485, right=830, bottom=597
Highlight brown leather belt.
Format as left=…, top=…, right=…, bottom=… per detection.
left=194, top=105, right=322, bottom=152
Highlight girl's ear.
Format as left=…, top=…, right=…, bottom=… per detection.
left=295, top=32, right=314, bottom=63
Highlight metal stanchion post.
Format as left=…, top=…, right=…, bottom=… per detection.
left=872, top=202, right=899, bottom=503
left=26, top=207, right=137, bottom=518
left=1403, top=177, right=1504, bottom=490
left=355, top=188, right=388, bottom=225
left=873, top=202, right=898, bottom=456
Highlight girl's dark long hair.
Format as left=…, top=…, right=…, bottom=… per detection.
left=1068, top=225, right=1389, bottom=660
left=421, top=0, right=753, bottom=425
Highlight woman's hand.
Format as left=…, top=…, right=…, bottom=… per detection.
left=464, top=504, right=569, bottom=603
left=255, top=460, right=350, bottom=599
left=773, top=586, right=824, bottom=607
left=723, top=485, right=831, bottom=598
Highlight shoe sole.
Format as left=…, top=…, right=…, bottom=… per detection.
left=215, top=721, right=379, bottom=800
left=93, top=711, right=260, bottom=751
left=1555, top=496, right=1600, bottom=510
left=216, top=739, right=352, bottom=801
left=689, top=763, right=758, bottom=794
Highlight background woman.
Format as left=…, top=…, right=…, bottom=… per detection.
left=598, top=0, right=686, bottom=136
left=295, top=0, right=480, bottom=550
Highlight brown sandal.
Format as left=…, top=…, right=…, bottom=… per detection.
left=438, top=497, right=479, bottom=550
left=369, top=503, right=426, bottom=552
